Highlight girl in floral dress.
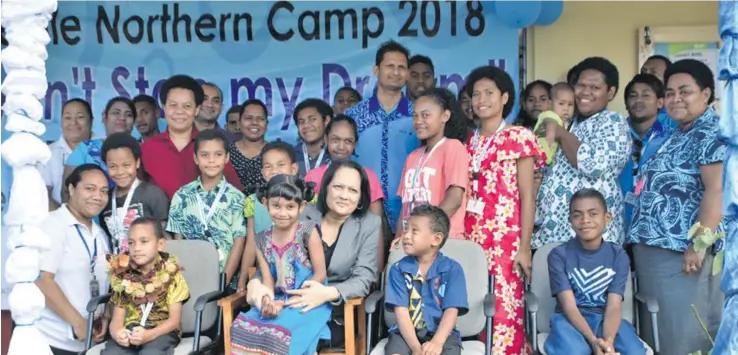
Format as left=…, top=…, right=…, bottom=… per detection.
left=464, top=66, right=545, bottom=355
left=230, top=174, right=331, bottom=355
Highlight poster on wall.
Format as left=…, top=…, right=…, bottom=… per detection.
left=653, top=41, right=722, bottom=100
left=33, top=0, right=519, bottom=143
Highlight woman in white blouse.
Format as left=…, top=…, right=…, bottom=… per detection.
left=35, top=164, right=111, bottom=355
left=39, top=99, right=93, bottom=210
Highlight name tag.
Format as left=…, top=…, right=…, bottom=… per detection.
left=466, top=198, right=485, bottom=215
left=624, top=192, right=636, bottom=206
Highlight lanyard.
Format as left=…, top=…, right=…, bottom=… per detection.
left=75, top=225, right=98, bottom=275
left=194, top=180, right=228, bottom=232
left=111, top=179, right=140, bottom=237
left=140, top=302, right=154, bottom=326
left=302, top=143, right=326, bottom=174
left=631, top=131, right=656, bottom=177
left=471, top=122, right=506, bottom=175
left=410, top=138, right=446, bottom=191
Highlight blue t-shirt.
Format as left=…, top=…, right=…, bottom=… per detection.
left=548, top=239, right=629, bottom=313
left=385, top=252, right=468, bottom=341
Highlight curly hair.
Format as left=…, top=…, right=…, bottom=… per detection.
left=416, top=88, right=469, bottom=143
left=465, top=65, right=516, bottom=118
left=663, top=59, right=715, bottom=104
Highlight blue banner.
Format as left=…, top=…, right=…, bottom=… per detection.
left=35, top=0, right=519, bottom=143
left=1, top=1, right=520, bottom=308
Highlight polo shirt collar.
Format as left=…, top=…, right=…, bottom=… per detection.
left=52, top=137, right=73, bottom=154
left=54, top=132, right=101, bottom=153
left=158, top=128, right=198, bottom=142
left=368, top=87, right=411, bottom=116
left=58, top=204, right=100, bottom=232
left=397, top=251, right=449, bottom=280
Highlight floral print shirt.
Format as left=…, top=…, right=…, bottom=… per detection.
left=166, top=177, right=246, bottom=273
left=628, top=107, right=727, bottom=252
left=533, top=110, right=631, bottom=249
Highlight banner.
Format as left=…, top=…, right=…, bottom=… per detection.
left=1, top=0, right=520, bottom=308
left=35, top=0, right=518, bottom=142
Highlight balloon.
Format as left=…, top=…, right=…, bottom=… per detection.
left=493, top=1, right=542, bottom=29
left=535, top=0, right=563, bottom=26
left=481, top=1, right=496, bottom=16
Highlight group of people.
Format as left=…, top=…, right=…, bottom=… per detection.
left=29, top=38, right=728, bottom=355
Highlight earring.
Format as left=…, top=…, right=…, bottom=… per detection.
left=356, top=202, right=363, bottom=210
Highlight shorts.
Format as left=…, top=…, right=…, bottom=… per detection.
left=384, top=332, right=461, bottom=355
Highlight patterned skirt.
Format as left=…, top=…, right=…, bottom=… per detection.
left=230, top=302, right=331, bottom=355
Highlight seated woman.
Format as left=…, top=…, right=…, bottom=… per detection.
left=231, top=175, right=331, bottom=355
left=304, top=114, right=388, bottom=268
left=243, top=160, right=381, bottom=349
left=304, top=114, right=385, bottom=215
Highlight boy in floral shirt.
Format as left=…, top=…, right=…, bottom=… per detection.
left=104, top=217, right=189, bottom=354
left=166, top=129, right=247, bottom=291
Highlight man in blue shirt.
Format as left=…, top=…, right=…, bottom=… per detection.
left=619, top=74, right=673, bottom=229
left=385, top=205, right=468, bottom=355
left=544, top=189, right=644, bottom=355
left=345, top=40, right=418, bottom=230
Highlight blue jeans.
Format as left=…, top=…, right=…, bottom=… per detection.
left=544, top=309, right=645, bottom=355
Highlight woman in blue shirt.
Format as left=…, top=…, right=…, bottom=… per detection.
left=628, top=59, right=727, bottom=354
left=62, top=97, right=136, bottom=202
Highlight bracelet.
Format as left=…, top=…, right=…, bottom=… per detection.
left=329, top=287, right=343, bottom=306
left=687, top=222, right=724, bottom=253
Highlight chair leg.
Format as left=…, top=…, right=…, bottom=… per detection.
left=530, top=311, right=538, bottom=354
left=344, top=303, right=356, bottom=355
left=222, top=301, right=236, bottom=354
left=359, top=302, right=367, bottom=355
left=650, top=312, right=660, bottom=354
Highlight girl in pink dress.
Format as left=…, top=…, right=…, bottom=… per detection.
left=464, top=66, right=546, bottom=355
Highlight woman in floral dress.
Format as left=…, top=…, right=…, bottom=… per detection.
left=464, top=66, right=545, bottom=355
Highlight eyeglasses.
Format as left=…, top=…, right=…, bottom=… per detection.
left=631, top=139, right=644, bottom=176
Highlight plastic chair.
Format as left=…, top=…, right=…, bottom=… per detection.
left=82, top=240, right=224, bottom=354
left=364, top=239, right=495, bottom=355
left=524, top=242, right=660, bottom=354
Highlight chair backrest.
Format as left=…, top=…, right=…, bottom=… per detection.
left=164, top=240, right=221, bottom=334
left=382, top=239, right=488, bottom=337
left=531, top=242, right=634, bottom=334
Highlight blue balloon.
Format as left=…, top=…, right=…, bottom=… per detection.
left=482, top=1, right=496, bottom=16
left=535, top=0, right=563, bottom=26
left=493, top=1, right=542, bottom=29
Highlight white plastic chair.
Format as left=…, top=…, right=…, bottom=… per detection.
left=524, top=242, right=660, bottom=354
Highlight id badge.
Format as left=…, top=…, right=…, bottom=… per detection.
left=90, top=276, right=100, bottom=298
left=624, top=192, right=636, bottom=206
left=466, top=198, right=485, bottom=215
